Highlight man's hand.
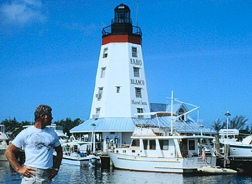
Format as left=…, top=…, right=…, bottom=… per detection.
left=19, top=166, right=36, bottom=178
left=49, top=168, right=58, bottom=180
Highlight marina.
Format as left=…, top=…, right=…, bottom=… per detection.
left=1, top=2, right=252, bottom=183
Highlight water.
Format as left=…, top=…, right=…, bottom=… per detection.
left=1, top=161, right=252, bottom=184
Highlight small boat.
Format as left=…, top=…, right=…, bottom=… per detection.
left=25, top=124, right=69, bottom=144
left=217, top=129, right=252, bottom=157
left=47, top=124, right=69, bottom=144
left=60, top=141, right=101, bottom=167
left=216, top=129, right=252, bottom=173
left=0, top=124, right=8, bottom=161
left=197, top=166, right=237, bottom=174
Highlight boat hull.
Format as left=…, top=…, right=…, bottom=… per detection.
left=61, top=156, right=89, bottom=166
left=61, top=155, right=101, bottom=167
left=108, top=151, right=216, bottom=173
left=229, top=144, right=252, bottom=157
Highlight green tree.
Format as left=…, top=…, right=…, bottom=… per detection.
left=1, top=117, right=84, bottom=139
left=228, top=115, right=248, bottom=130
left=212, top=119, right=224, bottom=133
left=54, top=118, right=83, bottom=137
left=212, top=115, right=249, bottom=132
left=1, top=118, right=33, bottom=139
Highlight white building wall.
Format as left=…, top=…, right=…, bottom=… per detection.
left=90, top=41, right=150, bottom=119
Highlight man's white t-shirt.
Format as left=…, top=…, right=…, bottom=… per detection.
left=12, top=126, right=61, bottom=169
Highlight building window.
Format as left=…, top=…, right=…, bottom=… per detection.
left=135, top=87, right=142, bottom=98
left=103, top=48, right=108, bottom=58
left=133, top=67, right=140, bottom=77
left=132, top=47, right=137, bottom=57
left=116, top=86, right=120, bottom=93
left=96, top=108, right=100, bottom=116
left=100, top=67, right=106, bottom=78
left=178, top=108, right=185, bottom=121
left=96, top=87, right=103, bottom=100
left=137, top=108, right=144, bottom=118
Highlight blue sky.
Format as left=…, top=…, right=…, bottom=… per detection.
left=0, top=0, right=251, bottom=128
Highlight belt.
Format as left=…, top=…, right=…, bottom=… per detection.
left=25, top=166, right=50, bottom=171
left=34, top=168, right=50, bottom=175
left=35, top=168, right=50, bottom=171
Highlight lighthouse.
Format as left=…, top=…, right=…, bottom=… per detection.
left=90, top=4, right=150, bottom=119
left=71, top=4, right=151, bottom=150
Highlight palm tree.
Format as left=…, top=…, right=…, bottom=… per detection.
left=212, top=118, right=224, bottom=133
left=228, top=115, right=248, bottom=130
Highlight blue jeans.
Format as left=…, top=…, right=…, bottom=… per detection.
left=21, top=168, right=51, bottom=184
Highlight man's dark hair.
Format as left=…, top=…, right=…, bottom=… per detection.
left=34, top=105, right=52, bottom=121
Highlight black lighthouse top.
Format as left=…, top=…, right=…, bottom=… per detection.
left=113, top=4, right=131, bottom=24
left=102, top=4, right=142, bottom=37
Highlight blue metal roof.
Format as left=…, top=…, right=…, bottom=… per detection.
left=70, top=116, right=215, bottom=135
left=70, top=118, right=136, bottom=133
left=70, top=103, right=215, bottom=135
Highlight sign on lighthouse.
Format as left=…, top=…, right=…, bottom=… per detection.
left=90, top=4, right=150, bottom=119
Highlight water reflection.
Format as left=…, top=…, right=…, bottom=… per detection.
left=64, top=166, right=186, bottom=184
left=0, top=161, right=22, bottom=183
left=1, top=161, right=252, bottom=184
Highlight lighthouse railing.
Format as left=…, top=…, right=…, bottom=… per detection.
left=102, top=25, right=142, bottom=37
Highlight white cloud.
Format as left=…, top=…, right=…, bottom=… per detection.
left=0, top=0, right=46, bottom=26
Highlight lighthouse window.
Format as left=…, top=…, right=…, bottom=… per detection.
left=135, top=87, right=142, bottom=98
left=133, top=67, right=140, bottom=77
left=96, top=87, right=103, bottom=100
left=137, top=108, right=144, bottom=118
left=116, top=86, right=120, bottom=93
left=103, top=48, right=108, bottom=58
left=132, top=47, right=138, bottom=57
left=100, top=67, right=106, bottom=78
left=96, top=108, right=100, bottom=117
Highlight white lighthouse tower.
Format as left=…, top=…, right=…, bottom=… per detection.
left=90, top=4, right=150, bottom=119
left=71, top=4, right=151, bottom=150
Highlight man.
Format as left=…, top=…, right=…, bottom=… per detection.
left=5, top=104, right=63, bottom=183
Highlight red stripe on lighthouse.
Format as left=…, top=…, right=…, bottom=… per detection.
left=102, top=35, right=141, bottom=45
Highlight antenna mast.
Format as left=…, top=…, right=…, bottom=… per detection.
left=136, top=0, right=138, bottom=26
